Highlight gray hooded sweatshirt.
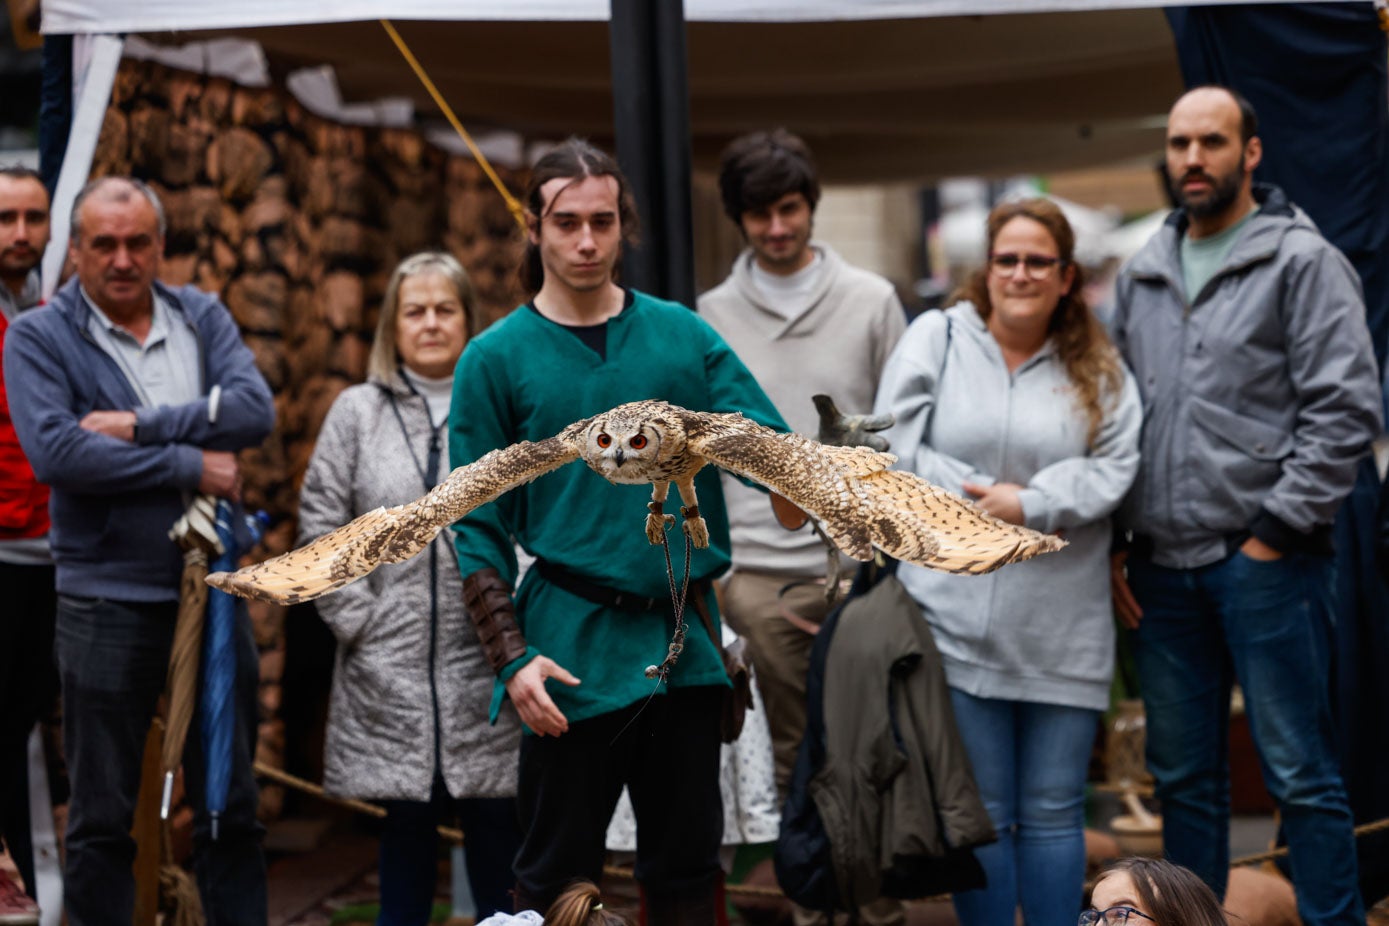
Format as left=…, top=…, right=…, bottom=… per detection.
left=874, top=302, right=1142, bottom=711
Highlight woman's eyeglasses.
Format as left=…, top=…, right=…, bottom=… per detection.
left=1078, top=905, right=1157, bottom=925
left=989, top=252, right=1065, bottom=279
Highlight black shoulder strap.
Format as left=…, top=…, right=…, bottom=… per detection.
left=387, top=371, right=446, bottom=493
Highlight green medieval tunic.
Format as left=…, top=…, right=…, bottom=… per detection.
left=449, top=290, right=786, bottom=727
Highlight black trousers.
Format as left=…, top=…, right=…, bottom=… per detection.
left=0, top=561, right=57, bottom=898
left=377, top=777, right=521, bottom=924
left=513, top=685, right=724, bottom=910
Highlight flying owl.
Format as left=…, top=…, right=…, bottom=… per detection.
left=206, top=399, right=1065, bottom=604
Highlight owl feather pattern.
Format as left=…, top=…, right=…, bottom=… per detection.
left=207, top=399, right=1064, bottom=604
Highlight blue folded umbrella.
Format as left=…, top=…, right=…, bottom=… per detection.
left=201, top=501, right=260, bottom=840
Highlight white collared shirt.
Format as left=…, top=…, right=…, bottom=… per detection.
left=82, top=287, right=201, bottom=407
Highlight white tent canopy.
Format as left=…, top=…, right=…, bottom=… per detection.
left=39, top=0, right=1322, bottom=184
left=43, top=0, right=1302, bottom=34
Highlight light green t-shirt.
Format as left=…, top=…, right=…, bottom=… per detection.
left=1180, top=206, right=1257, bottom=304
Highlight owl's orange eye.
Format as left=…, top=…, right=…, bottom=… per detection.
left=596, top=433, right=612, bottom=448
left=629, top=434, right=648, bottom=450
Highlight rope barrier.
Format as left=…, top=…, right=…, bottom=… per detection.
left=253, top=761, right=1389, bottom=900
left=253, top=762, right=464, bottom=844
left=1230, top=814, right=1389, bottom=867
left=378, top=19, right=529, bottom=235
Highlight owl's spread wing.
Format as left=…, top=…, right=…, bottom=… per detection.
left=689, top=422, right=1063, bottom=574
left=852, top=468, right=1065, bottom=573
left=206, top=436, right=580, bottom=604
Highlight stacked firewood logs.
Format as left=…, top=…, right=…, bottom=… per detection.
left=91, top=58, right=528, bottom=819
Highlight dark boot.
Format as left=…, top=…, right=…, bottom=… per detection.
left=642, top=875, right=724, bottom=926
left=513, top=882, right=550, bottom=914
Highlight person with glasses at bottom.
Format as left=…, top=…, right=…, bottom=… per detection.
left=1082, top=857, right=1228, bottom=925
left=875, top=198, right=1142, bottom=926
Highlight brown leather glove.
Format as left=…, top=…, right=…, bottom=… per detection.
left=462, top=567, right=529, bottom=674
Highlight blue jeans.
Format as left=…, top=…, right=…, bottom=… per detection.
left=56, top=595, right=267, bottom=926
left=1129, top=551, right=1363, bottom=926
left=947, top=689, right=1098, bottom=926
left=376, top=777, right=521, bottom=925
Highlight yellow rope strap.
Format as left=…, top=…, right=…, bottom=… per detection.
left=379, top=19, right=529, bottom=235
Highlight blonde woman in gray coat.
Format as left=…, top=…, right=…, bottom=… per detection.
left=297, top=252, right=522, bottom=924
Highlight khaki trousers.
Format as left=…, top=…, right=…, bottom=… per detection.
left=722, top=569, right=827, bottom=797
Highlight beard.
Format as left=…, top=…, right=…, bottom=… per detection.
left=0, top=246, right=41, bottom=278
left=1172, top=158, right=1244, bottom=220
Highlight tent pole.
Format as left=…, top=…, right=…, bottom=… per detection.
left=608, top=0, right=695, bottom=307
left=41, top=34, right=124, bottom=300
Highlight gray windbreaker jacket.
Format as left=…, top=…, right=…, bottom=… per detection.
left=298, top=375, right=520, bottom=801
left=1112, top=184, right=1383, bottom=569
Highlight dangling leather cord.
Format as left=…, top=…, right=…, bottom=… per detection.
left=645, top=527, right=694, bottom=682
left=608, top=520, right=694, bottom=746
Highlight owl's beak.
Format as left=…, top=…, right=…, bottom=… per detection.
left=614, top=448, right=626, bottom=466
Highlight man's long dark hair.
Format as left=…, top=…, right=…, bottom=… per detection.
left=519, top=138, right=641, bottom=294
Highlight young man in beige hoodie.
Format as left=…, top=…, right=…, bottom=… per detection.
left=698, top=129, right=907, bottom=925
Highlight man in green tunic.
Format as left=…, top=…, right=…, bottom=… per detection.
left=449, top=139, right=785, bottom=922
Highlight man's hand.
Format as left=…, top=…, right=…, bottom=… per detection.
left=1240, top=536, right=1283, bottom=562
left=79, top=410, right=137, bottom=442
left=504, top=656, right=579, bottom=736
left=963, top=481, right=1025, bottom=526
left=199, top=450, right=242, bottom=500
left=770, top=493, right=809, bottom=531
left=813, top=394, right=893, bottom=451
left=1111, top=551, right=1143, bottom=630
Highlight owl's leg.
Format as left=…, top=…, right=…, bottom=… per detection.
left=646, top=481, right=676, bottom=544
left=675, top=478, right=710, bottom=549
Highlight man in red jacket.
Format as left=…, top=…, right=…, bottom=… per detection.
left=0, top=164, right=53, bottom=926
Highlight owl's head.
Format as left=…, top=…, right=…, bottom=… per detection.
left=579, top=401, right=681, bottom=484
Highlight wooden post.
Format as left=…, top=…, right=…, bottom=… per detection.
left=132, top=722, right=164, bottom=926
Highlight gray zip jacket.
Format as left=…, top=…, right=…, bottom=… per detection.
left=1112, top=184, right=1383, bottom=568
left=298, top=375, right=520, bottom=801
left=875, top=303, right=1141, bottom=711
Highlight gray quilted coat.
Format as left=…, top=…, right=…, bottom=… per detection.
left=297, top=374, right=520, bottom=801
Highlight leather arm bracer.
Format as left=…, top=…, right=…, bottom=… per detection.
left=462, top=567, right=529, bottom=674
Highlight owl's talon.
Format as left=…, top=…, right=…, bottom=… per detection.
left=680, top=505, right=709, bottom=548
left=645, top=508, right=676, bottom=544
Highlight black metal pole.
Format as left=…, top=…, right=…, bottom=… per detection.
left=608, top=0, right=696, bottom=307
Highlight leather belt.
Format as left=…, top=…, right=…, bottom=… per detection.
left=534, top=557, right=709, bottom=614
